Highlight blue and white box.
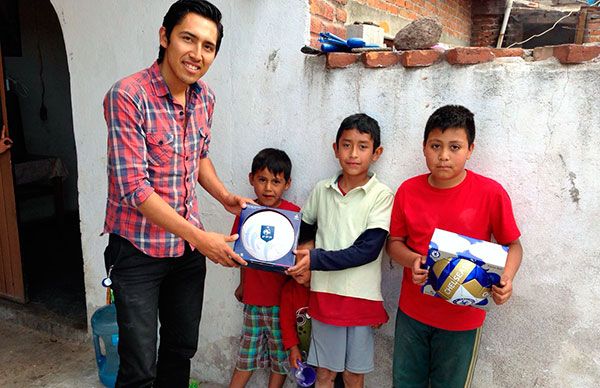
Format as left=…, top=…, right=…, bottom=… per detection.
left=422, top=228, right=508, bottom=308
left=234, top=204, right=301, bottom=272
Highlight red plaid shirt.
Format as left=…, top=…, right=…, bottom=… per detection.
left=103, top=61, right=214, bottom=257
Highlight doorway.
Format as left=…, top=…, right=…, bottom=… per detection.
left=0, top=0, right=85, bottom=329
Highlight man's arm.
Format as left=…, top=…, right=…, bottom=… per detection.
left=386, top=236, right=428, bottom=285
left=104, top=87, right=244, bottom=267
left=197, top=157, right=255, bottom=215
left=137, top=193, right=245, bottom=266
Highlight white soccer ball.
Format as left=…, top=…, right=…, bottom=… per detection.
left=240, top=210, right=295, bottom=262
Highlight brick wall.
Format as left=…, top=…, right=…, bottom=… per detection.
left=583, top=7, right=600, bottom=43
left=309, top=0, right=472, bottom=47
left=470, top=0, right=504, bottom=47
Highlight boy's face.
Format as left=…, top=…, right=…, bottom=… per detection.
left=159, top=12, right=218, bottom=92
left=423, top=127, right=474, bottom=189
left=249, top=168, right=290, bottom=208
left=333, top=129, right=382, bottom=179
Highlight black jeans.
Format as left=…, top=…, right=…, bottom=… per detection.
left=104, top=234, right=206, bottom=388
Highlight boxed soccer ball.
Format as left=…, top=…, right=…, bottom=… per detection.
left=422, top=228, right=508, bottom=308
left=233, top=204, right=301, bottom=272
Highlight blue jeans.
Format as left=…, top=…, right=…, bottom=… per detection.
left=104, top=234, right=206, bottom=388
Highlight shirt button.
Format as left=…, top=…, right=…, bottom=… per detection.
left=185, top=157, right=189, bottom=161
left=158, top=140, right=163, bottom=145
left=186, top=178, right=190, bottom=182
left=179, top=111, right=184, bottom=116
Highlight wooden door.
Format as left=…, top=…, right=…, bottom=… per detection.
left=0, top=44, right=25, bottom=303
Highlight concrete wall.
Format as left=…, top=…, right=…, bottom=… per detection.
left=50, top=0, right=599, bottom=386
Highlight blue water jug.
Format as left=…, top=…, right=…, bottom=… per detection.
left=91, top=304, right=119, bottom=388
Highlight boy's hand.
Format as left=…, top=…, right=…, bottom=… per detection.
left=492, top=275, right=513, bottom=305
left=292, top=270, right=311, bottom=286
left=234, top=283, right=243, bottom=302
left=370, top=323, right=383, bottom=329
left=289, top=346, right=302, bottom=369
left=411, top=255, right=428, bottom=285
left=286, top=249, right=311, bottom=277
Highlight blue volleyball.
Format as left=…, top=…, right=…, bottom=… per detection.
left=429, top=257, right=496, bottom=306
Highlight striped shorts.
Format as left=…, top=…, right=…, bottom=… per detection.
left=235, top=304, right=288, bottom=374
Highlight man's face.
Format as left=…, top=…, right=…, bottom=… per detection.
left=159, top=12, right=218, bottom=92
left=423, top=127, right=474, bottom=189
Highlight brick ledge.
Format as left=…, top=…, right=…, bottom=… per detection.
left=324, top=44, right=600, bottom=69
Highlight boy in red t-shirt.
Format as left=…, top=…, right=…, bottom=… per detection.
left=386, top=105, right=523, bottom=388
left=229, top=148, right=300, bottom=388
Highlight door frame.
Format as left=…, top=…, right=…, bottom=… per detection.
left=0, top=43, right=26, bottom=303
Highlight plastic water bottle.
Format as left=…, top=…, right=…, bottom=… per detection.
left=91, top=304, right=119, bottom=388
left=292, top=361, right=316, bottom=387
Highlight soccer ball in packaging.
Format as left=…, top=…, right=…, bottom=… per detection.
left=422, top=229, right=507, bottom=308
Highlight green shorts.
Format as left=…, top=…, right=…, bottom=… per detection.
left=393, top=308, right=482, bottom=388
left=235, top=304, right=288, bottom=374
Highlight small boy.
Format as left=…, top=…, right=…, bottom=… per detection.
left=229, top=148, right=300, bottom=388
left=386, top=105, right=523, bottom=388
left=287, top=113, right=394, bottom=388
left=280, top=274, right=346, bottom=388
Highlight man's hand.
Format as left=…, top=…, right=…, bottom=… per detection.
left=286, top=249, right=311, bottom=278
left=222, top=193, right=256, bottom=216
left=411, top=255, right=428, bottom=285
left=193, top=231, right=247, bottom=267
left=289, top=346, right=303, bottom=369
left=492, top=275, right=513, bottom=305
left=234, top=283, right=243, bottom=302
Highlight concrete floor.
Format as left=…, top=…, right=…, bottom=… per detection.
left=0, top=310, right=225, bottom=388
left=0, top=319, right=102, bottom=388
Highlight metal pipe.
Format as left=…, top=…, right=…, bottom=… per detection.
left=496, top=0, right=514, bottom=48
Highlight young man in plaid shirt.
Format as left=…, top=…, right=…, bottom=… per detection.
left=102, top=1, right=251, bottom=387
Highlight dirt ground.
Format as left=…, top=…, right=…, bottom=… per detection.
left=0, top=319, right=102, bottom=387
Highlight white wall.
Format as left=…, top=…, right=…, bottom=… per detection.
left=51, top=0, right=600, bottom=386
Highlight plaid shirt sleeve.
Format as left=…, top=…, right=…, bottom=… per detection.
left=104, top=84, right=155, bottom=208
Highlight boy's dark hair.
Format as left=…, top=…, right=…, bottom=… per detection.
left=424, top=105, right=476, bottom=146
left=251, top=148, right=292, bottom=182
left=335, top=113, right=381, bottom=151
left=158, top=0, right=224, bottom=63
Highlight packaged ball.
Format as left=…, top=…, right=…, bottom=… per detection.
left=428, top=257, right=498, bottom=306
left=421, top=228, right=507, bottom=308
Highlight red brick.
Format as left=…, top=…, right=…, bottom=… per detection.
left=311, top=0, right=335, bottom=21
left=326, top=52, right=360, bottom=69
left=335, top=8, right=347, bottom=23
left=553, top=44, right=600, bottom=64
left=362, top=51, right=400, bottom=68
left=445, top=47, right=494, bottom=65
left=491, top=48, right=524, bottom=58
left=398, top=50, right=442, bottom=67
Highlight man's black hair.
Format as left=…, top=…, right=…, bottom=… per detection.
left=158, top=0, right=224, bottom=63
left=335, top=113, right=381, bottom=151
left=251, top=148, right=292, bottom=182
left=424, top=105, right=476, bottom=146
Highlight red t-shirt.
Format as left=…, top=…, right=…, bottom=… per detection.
left=232, top=199, right=300, bottom=306
left=279, top=278, right=310, bottom=350
left=389, top=171, right=520, bottom=331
